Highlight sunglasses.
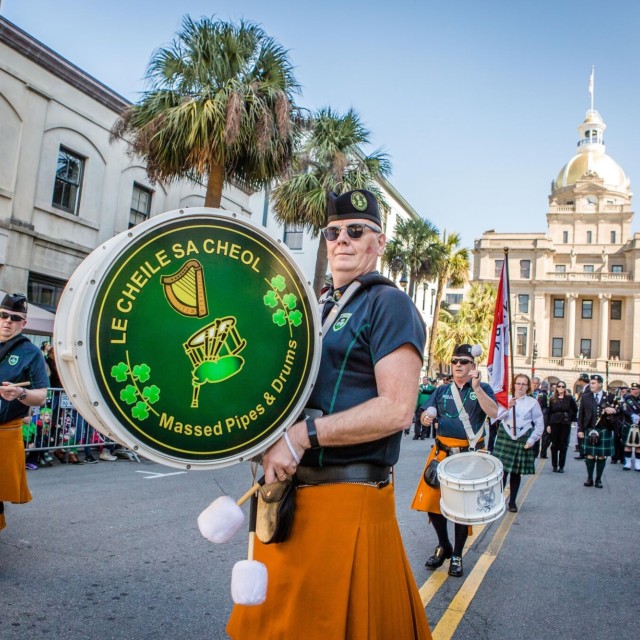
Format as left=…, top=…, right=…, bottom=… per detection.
left=0, top=312, right=25, bottom=322
left=451, top=358, right=473, bottom=365
left=556, top=384, right=566, bottom=389
left=322, top=223, right=382, bottom=241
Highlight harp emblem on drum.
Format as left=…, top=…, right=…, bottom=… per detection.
left=477, top=487, right=496, bottom=513
left=161, top=259, right=208, bottom=317
left=183, top=316, right=247, bottom=408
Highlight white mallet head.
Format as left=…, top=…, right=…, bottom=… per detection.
left=197, top=495, right=245, bottom=544
left=426, top=407, right=438, bottom=419
left=231, top=559, right=268, bottom=605
left=471, top=344, right=483, bottom=358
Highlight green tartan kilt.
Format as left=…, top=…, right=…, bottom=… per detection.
left=621, top=423, right=640, bottom=448
left=493, top=427, right=536, bottom=475
left=580, top=427, right=615, bottom=457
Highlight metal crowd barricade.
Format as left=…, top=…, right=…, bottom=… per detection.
left=22, top=387, right=140, bottom=462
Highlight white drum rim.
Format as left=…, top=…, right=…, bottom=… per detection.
left=440, top=499, right=506, bottom=525
left=54, top=207, right=322, bottom=470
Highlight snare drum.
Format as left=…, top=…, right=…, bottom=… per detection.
left=437, top=451, right=505, bottom=525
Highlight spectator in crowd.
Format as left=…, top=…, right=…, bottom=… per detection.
left=546, top=381, right=578, bottom=473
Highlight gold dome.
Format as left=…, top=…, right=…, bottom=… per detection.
left=555, top=152, right=628, bottom=190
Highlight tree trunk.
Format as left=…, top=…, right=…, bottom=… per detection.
left=312, top=238, right=329, bottom=297
left=205, top=164, right=225, bottom=208
left=426, top=276, right=445, bottom=375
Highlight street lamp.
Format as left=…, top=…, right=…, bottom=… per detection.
left=399, top=270, right=408, bottom=290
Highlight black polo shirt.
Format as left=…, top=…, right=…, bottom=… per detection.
left=302, top=274, right=426, bottom=467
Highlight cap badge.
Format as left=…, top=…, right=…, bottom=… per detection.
left=351, top=192, right=367, bottom=211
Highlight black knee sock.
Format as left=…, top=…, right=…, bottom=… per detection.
left=509, top=473, right=521, bottom=506
left=429, top=513, right=451, bottom=550
left=585, top=458, right=595, bottom=480
left=453, top=523, right=468, bottom=556
left=595, top=458, right=606, bottom=481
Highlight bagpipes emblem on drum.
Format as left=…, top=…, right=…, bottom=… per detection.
left=54, top=208, right=322, bottom=604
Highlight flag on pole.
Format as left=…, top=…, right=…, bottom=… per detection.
left=487, top=259, right=510, bottom=409
left=588, top=67, right=594, bottom=96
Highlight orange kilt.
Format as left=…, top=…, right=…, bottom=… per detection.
left=227, top=482, right=431, bottom=640
left=0, top=418, right=32, bottom=505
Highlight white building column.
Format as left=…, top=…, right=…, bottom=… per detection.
left=598, top=294, right=610, bottom=359
left=565, top=293, right=577, bottom=358
left=632, top=294, right=640, bottom=363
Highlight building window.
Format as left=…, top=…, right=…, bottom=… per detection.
left=580, top=339, right=592, bottom=359
left=28, top=273, right=66, bottom=313
left=611, top=265, right=623, bottom=273
left=129, top=183, right=152, bottom=228
left=430, top=290, right=436, bottom=315
left=555, top=264, right=566, bottom=273
left=552, top=337, right=563, bottom=358
left=611, top=230, right=616, bottom=243
left=609, top=340, right=621, bottom=359
left=445, top=293, right=463, bottom=306
left=583, top=265, right=594, bottom=273
left=494, top=260, right=503, bottom=278
left=610, top=300, right=622, bottom=320
left=519, top=260, right=531, bottom=279
left=582, top=300, right=593, bottom=319
left=518, top=294, right=529, bottom=313
left=516, top=327, right=527, bottom=356
left=52, top=146, right=84, bottom=215
left=283, top=224, right=304, bottom=250
left=553, top=299, right=565, bottom=318
left=562, top=231, right=569, bottom=243
left=586, top=230, right=593, bottom=243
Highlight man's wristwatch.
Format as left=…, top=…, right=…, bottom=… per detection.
left=305, top=417, right=320, bottom=448
left=18, top=389, right=27, bottom=402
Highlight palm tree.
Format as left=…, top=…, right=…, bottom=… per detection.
left=271, top=107, right=391, bottom=294
left=433, top=282, right=496, bottom=367
left=382, top=218, right=442, bottom=299
left=111, top=16, right=302, bottom=207
left=425, top=231, right=470, bottom=374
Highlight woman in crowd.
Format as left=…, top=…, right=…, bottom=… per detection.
left=493, top=374, right=544, bottom=512
left=545, top=380, right=578, bottom=473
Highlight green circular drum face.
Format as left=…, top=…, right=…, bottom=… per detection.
left=89, top=216, right=318, bottom=463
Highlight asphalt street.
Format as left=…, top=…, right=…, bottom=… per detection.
left=1, top=433, right=638, bottom=640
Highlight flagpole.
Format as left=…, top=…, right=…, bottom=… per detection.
left=503, top=247, right=516, bottom=436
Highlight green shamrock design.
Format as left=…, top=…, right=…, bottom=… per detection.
left=263, top=274, right=305, bottom=334
left=110, top=357, right=160, bottom=420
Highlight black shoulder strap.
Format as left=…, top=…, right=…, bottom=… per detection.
left=354, top=272, right=398, bottom=291
left=0, top=334, right=29, bottom=365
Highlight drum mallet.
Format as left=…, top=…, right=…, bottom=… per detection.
left=423, top=406, right=437, bottom=424
left=231, top=491, right=268, bottom=606
left=198, top=478, right=264, bottom=544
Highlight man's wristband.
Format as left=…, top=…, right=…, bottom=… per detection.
left=18, top=389, right=27, bottom=402
left=305, top=417, right=320, bottom=449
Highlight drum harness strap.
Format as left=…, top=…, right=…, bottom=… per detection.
left=450, top=383, right=483, bottom=452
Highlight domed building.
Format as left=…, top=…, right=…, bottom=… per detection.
left=473, top=101, right=640, bottom=390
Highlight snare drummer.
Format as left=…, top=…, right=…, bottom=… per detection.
left=492, top=374, right=544, bottom=513
left=411, top=344, right=498, bottom=578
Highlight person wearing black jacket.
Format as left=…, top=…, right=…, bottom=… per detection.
left=531, top=378, right=550, bottom=458
left=545, top=381, right=578, bottom=472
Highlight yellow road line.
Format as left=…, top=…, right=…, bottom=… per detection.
left=430, top=459, right=545, bottom=640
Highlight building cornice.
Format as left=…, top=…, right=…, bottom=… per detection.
left=0, top=17, right=130, bottom=114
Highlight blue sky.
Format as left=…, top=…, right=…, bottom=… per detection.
left=3, top=0, right=640, bottom=249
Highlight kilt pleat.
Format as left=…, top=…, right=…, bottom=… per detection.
left=227, top=482, right=432, bottom=640
left=493, top=427, right=536, bottom=475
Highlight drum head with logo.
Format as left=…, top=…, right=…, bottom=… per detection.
left=55, top=208, right=321, bottom=469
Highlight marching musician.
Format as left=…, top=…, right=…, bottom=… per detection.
left=227, top=190, right=431, bottom=639
left=410, top=344, right=498, bottom=578
left=577, top=374, right=619, bottom=488
left=0, top=293, right=49, bottom=532
left=621, top=382, right=640, bottom=471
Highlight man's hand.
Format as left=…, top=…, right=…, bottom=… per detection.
left=470, top=367, right=482, bottom=390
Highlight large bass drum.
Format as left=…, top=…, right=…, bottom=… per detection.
left=54, top=208, right=321, bottom=470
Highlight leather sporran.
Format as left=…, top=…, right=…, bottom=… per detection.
left=424, top=459, right=440, bottom=489
left=256, top=478, right=296, bottom=544
left=587, top=429, right=601, bottom=446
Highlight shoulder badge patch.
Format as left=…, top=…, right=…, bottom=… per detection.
left=350, top=191, right=367, bottom=211
left=333, top=313, right=352, bottom=331
left=8, top=355, right=19, bottom=366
